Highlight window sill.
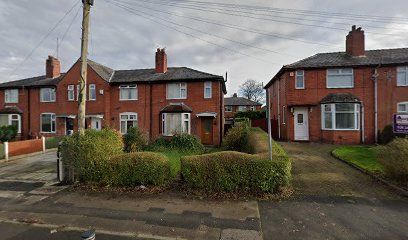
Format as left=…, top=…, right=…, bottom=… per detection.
left=166, top=98, right=187, bottom=100
left=119, top=99, right=138, bottom=101
left=326, top=86, right=354, bottom=89
left=295, top=87, right=305, bottom=90
left=5, top=102, right=18, bottom=104
left=321, top=128, right=360, bottom=131
left=40, top=132, right=56, bottom=134
left=40, top=101, right=56, bottom=103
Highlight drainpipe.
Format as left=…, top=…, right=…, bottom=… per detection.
left=373, top=68, right=379, bottom=143
left=266, top=88, right=273, bottom=161
left=149, top=82, right=153, bottom=140
left=277, top=79, right=281, bottom=139
left=361, top=103, right=365, bottom=144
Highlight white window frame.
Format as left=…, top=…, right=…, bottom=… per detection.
left=40, top=88, right=56, bottom=102
left=89, top=84, right=96, bottom=101
left=119, top=112, right=138, bottom=134
left=67, top=85, right=75, bottom=101
left=321, top=103, right=360, bottom=131
left=238, top=106, right=247, bottom=112
left=204, top=81, right=212, bottom=99
left=397, top=102, right=408, bottom=113
left=327, top=68, right=354, bottom=88
left=250, top=106, right=256, bottom=111
left=166, top=83, right=187, bottom=99
left=40, top=113, right=56, bottom=133
left=295, top=70, right=305, bottom=89
left=397, top=66, right=408, bottom=86
left=119, top=85, right=138, bottom=101
left=162, top=113, right=191, bottom=136
left=225, top=106, right=232, bottom=112
left=5, top=89, right=18, bottom=103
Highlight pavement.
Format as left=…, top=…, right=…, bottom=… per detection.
left=0, top=144, right=407, bottom=240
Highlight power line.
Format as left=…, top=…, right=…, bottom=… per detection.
left=9, top=2, right=80, bottom=77
left=60, top=5, right=81, bottom=49
left=104, top=0, right=281, bottom=65
left=114, top=0, right=337, bottom=47
left=133, top=0, right=406, bottom=36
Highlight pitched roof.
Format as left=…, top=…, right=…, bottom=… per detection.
left=110, top=67, right=223, bottom=83
left=88, top=60, right=114, bottom=82
left=320, top=93, right=361, bottom=104
left=224, top=96, right=262, bottom=106
left=161, top=103, right=193, bottom=113
left=0, top=74, right=65, bottom=89
left=265, top=48, right=408, bottom=88
left=0, top=106, right=23, bottom=114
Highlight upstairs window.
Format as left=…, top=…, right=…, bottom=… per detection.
left=225, top=106, right=232, bottom=112
left=162, top=113, right=190, bottom=136
left=89, top=84, right=96, bottom=100
left=167, top=83, right=187, bottom=99
left=397, top=66, right=408, bottom=86
left=120, top=112, right=137, bottom=134
left=327, top=68, right=354, bottom=88
left=295, top=70, right=305, bottom=89
left=41, top=113, right=56, bottom=133
left=398, top=102, right=408, bottom=113
left=40, top=88, right=56, bottom=102
left=67, top=85, right=74, bottom=101
left=5, top=89, right=18, bottom=103
left=238, top=106, right=247, bottom=112
left=204, top=81, right=212, bottom=98
left=119, top=85, right=137, bottom=100
left=322, top=103, right=360, bottom=130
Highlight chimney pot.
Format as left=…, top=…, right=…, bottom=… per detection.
left=346, top=25, right=365, bottom=57
left=155, top=48, right=167, bottom=73
left=233, top=93, right=238, bottom=97
left=45, top=55, right=61, bottom=78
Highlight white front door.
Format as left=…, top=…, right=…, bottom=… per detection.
left=91, top=118, right=102, bottom=131
left=294, top=108, right=309, bottom=141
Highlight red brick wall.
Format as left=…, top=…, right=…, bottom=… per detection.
left=267, top=66, right=408, bottom=144
left=8, top=139, right=43, bottom=157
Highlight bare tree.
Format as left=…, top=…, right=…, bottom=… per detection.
left=239, top=79, right=264, bottom=103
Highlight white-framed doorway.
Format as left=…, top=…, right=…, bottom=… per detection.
left=91, top=118, right=102, bottom=131
left=294, top=107, right=309, bottom=141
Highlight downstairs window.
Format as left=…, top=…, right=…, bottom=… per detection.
left=162, top=113, right=190, bottom=136
left=321, top=103, right=360, bottom=130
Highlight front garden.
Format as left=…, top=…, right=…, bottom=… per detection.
left=333, top=137, right=408, bottom=191
left=59, top=123, right=291, bottom=196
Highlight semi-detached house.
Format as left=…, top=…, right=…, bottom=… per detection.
left=0, top=49, right=226, bottom=146
left=265, top=26, right=408, bottom=144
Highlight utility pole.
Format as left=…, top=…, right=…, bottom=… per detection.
left=78, top=0, right=93, bottom=135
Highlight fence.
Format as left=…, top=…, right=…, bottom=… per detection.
left=3, top=137, right=45, bottom=160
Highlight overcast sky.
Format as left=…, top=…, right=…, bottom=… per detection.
left=0, top=0, right=407, bottom=96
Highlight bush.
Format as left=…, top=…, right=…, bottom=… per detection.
left=108, top=152, right=171, bottom=186
left=377, top=138, right=408, bottom=186
left=146, top=134, right=204, bottom=154
left=60, top=128, right=123, bottom=183
left=378, top=125, right=395, bottom=144
left=0, top=125, right=17, bottom=142
left=235, top=110, right=266, bottom=120
left=45, top=136, right=64, bottom=149
left=123, top=126, right=148, bottom=152
left=181, top=151, right=291, bottom=193
left=222, top=122, right=249, bottom=152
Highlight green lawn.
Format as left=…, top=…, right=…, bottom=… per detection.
left=332, top=146, right=384, bottom=174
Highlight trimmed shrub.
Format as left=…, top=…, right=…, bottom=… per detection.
left=181, top=151, right=291, bottom=193
left=108, top=152, right=171, bottom=186
left=123, top=126, right=148, bottom=152
left=235, top=110, right=266, bottom=120
left=170, top=134, right=204, bottom=153
left=378, top=125, right=395, bottom=144
left=0, top=125, right=17, bottom=142
left=377, top=138, right=408, bottom=186
left=45, top=136, right=64, bottom=149
left=222, top=122, right=249, bottom=152
left=234, top=117, right=251, bottom=126
left=60, top=128, right=123, bottom=183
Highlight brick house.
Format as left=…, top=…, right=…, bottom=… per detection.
left=0, top=49, right=226, bottom=146
left=224, top=93, right=262, bottom=132
left=264, top=26, right=408, bottom=144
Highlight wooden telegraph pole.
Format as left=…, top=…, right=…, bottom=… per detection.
left=78, top=0, right=93, bottom=135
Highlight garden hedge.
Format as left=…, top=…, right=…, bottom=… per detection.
left=181, top=151, right=291, bottom=194
left=108, top=152, right=171, bottom=186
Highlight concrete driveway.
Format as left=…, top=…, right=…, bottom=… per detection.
left=259, top=142, right=408, bottom=240
left=0, top=150, right=62, bottom=206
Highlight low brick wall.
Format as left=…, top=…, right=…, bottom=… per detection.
left=8, top=139, right=43, bottom=158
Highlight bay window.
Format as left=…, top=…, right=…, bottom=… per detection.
left=5, top=89, right=18, bottom=103
left=40, top=88, right=56, bottom=102
left=167, top=83, right=187, bottom=99
left=0, top=114, right=21, bottom=133
left=162, top=113, right=191, bottom=136
left=120, top=112, right=137, bottom=134
left=327, top=68, right=354, bottom=88
left=397, top=66, right=408, bottom=86
left=41, top=113, right=56, bottom=133
left=321, top=103, right=360, bottom=130
left=119, top=85, right=137, bottom=100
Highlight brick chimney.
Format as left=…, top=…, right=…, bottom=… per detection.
left=45, top=55, right=61, bottom=78
left=155, top=48, right=167, bottom=73
left=233, top=93, right=238, bottom=97
left=346, top=25, right=365, bottom=57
